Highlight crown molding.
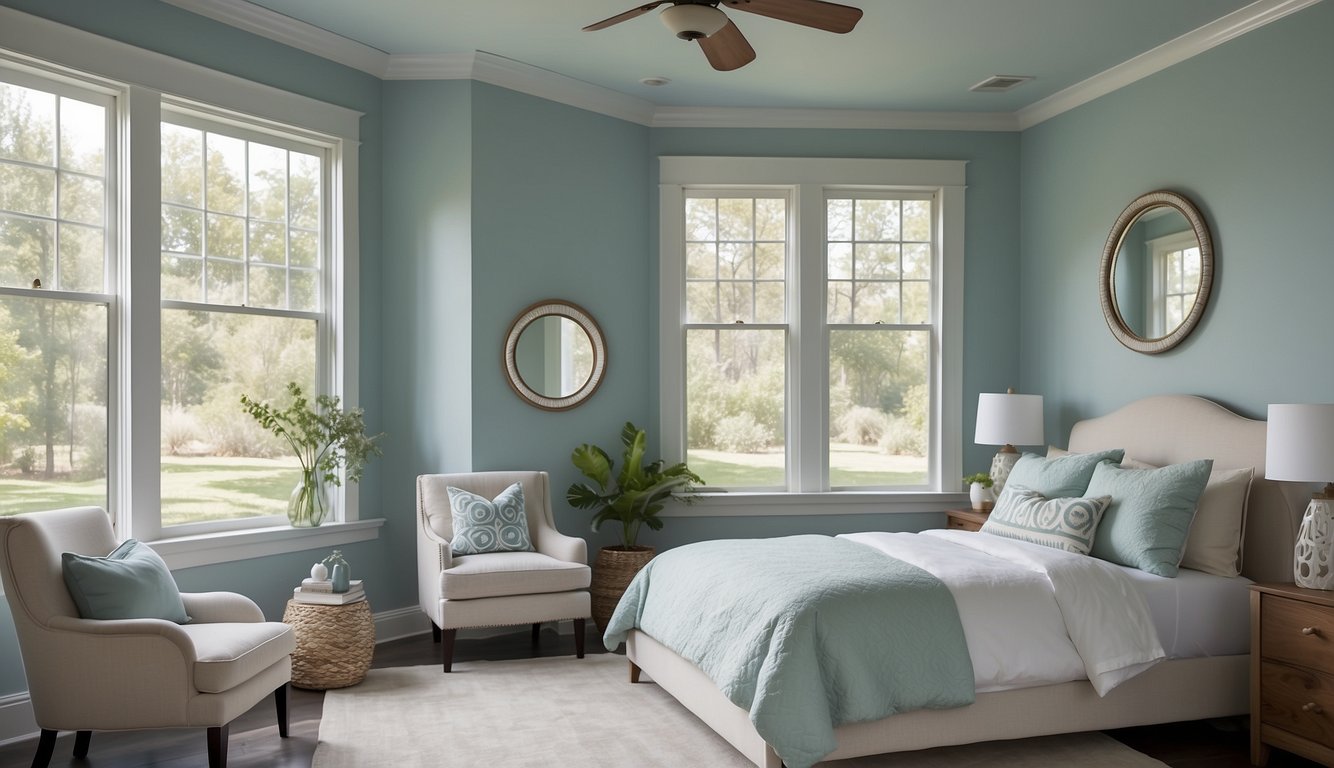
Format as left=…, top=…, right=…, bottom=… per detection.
left=162, top=0, right=1319, bottom=132
left=1016, top=0, right=1322, bottom=130
left=653, top=106, right=1018, bottom=131
left=159, top=0, right=390, bottom=77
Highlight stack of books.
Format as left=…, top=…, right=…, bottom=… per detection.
left=292, top=578, right=366, bottom=605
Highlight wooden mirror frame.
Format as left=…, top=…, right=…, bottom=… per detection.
left=1098, top=190, right=1214, bottom=355
left=503, top=299, right=607, bottom=411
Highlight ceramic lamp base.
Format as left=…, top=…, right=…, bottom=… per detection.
left=989, top=448, right=1021, bottom=497
left=1295, top=497, right=1334, bottom=590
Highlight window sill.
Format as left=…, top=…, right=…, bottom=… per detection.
left=148, top=519, right=385, bottom=570
left=661, top=491, right=969, bottom=517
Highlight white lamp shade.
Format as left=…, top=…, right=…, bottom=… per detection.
left=660, top=4, right=729, bottom=38
left=975, top=392, right=1044, bottom=447
left=1266, top=403, right=1334, bottom=483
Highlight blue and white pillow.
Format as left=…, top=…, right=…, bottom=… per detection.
left=981, top=485, right=1112, bottom=555
left=447, top=483, right=534, bottom=555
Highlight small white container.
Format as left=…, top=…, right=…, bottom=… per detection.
left=310, top=562, right=329, bottom=581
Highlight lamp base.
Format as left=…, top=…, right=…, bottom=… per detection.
left=1295, top=497, right=1334, bottom=590
left=990, top=447, right=1021, bottom=497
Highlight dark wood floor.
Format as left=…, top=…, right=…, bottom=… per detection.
left=0, top=625, right=1317, bottom=768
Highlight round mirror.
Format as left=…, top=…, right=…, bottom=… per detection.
left=1099, top=191, right=1213, bottom=354
left=503, top=300, right=607, bottom=411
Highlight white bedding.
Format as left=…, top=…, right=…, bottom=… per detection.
left=1113, top=563, right=1252, bottom=658
left=839, top=529, right=1166, bottom=696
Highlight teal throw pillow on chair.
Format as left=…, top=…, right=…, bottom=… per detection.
left=62, top=539, right=191, bottom=623
left=448, top=482, right=534, bottom=555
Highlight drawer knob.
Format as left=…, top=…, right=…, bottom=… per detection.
left=1303, top=702, right=1324, bottom=714
left=1302, top=626, right=1322, bottom=637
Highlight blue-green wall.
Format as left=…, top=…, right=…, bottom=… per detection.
left=1018, top=0, right=1334, bottom=439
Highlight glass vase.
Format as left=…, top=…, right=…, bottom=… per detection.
left=288, top=469, right=328, bottom=528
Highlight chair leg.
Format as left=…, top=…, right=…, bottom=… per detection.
left=275, top=683, right=289, bottom=738
left=31, top=728, right=56, bottom=768
left=531, top=622, right=541, bottom=644
left=431, top=621, right=441, bottom=644
left=73, top=730, right=92, bottom=758
left=207, top=724, right=229, bottom=768
left=441, top=628, right=457, bottom=673
left=574, top=618, right=586, bottom=659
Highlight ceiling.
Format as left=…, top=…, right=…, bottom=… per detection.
left=175, top=0, right=1272, bottom=115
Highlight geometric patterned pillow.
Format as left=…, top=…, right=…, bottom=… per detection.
left=447, top=483, right=534, bottom=555
left=980, top=484, right=1112, bottom=555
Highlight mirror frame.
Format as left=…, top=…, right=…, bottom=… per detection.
left=503, top=299, right=607, bottom=411
left=1098, top=190, right=1214, bottom=355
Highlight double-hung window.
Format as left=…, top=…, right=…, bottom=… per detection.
left=660, top=157, right=964, bottom=502
left=1149, top=231, right=1201, bottom=338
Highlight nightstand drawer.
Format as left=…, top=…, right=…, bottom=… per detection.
left=1260, top=661, right=1334, bottom=747
left=945, top=509, right=988, bottom=532
left=1262, top=596, right=1334, bottom=676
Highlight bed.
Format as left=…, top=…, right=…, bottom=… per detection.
left=617, top=395, right=1309, bottom=767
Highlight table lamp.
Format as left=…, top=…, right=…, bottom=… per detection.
left=975, top=390, right=1044, bottom=496
left=1266, top=403, right=1334, bottom=590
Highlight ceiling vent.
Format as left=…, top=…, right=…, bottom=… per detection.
left=970, top=75, right=1033, bottom=93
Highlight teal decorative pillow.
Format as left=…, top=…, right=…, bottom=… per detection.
left=62, top=539, right=191, bottom=623
left=1005, top=448, right=1126, bottom=498
left=448, top=483, right=534, bottom=555
left=982, top=485, right=1112, bottom=554
left=1087, top=458, right=1213, bottom=577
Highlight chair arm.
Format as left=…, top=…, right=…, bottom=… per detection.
left=536, top=528, right=588, bottom=565
left=46, top=615, right=197, bottom=662
left=181, top=591, right=265, bottom=623
left=417, top=504, right=454, bottom=620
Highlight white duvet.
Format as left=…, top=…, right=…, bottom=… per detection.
left=839, top=529, right=1165, bottom=696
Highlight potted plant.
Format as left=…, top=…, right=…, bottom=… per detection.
left=241, top=382, right=383, bottom=527
left=567, top=421, right=703, bottom=633
left=963, top=472, right=995, bottom=511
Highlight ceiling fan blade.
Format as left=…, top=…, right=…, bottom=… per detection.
left=697, top=19, right=756, bottom=71
left=722, top=0, right=863, bottom=34
left=583, top=2, right=668, bottom=31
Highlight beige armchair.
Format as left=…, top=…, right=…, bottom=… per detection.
left=0, top=507, right=295, bottom=768
left=417, top=471, right=591, bottom=671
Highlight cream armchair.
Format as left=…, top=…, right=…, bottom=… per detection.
left=417, top=471, right=591, bottom=671
left=0, top=507, right=295, bottom=768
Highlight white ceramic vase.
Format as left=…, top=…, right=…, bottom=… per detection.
left=1295, top=497, right=1334, bottom=589
left=969, top=482, right=995, bottom=511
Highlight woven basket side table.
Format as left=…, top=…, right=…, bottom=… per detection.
left=282, top=599, right=375, bottom=690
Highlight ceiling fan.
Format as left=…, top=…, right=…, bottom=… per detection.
left=583, top=0, right=863, bottom=72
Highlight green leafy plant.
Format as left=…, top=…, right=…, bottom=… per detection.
left=567, top=422, right=704, bottom=549
left=962, top=472, right=993, bottom=488
left=240, top=382, right=383, bottom=487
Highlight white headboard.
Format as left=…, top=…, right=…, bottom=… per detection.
left=1067, top=395, right=1308, bottom=583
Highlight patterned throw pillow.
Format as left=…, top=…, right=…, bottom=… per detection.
left=447, top=483, right=534, bottom=555
left=981, top=485, right=1112, bottom=555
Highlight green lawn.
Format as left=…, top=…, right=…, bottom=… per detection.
left=0, top=456, right=301, bottom=524
left=689, top=451, right=927, bottom=489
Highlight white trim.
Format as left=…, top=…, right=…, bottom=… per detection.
left=652, top=107, right=1017, bottom=132
left=0, top=693, right=35, bottom=748
left=659, top=157, right=967, bottom=187
left=158, top=0, right=391, bottom=78
left=373, top=605, right=434, bottom=643
left=382, top=52, right=475, bottom=80
left=1016, top=0, right=1321, bottom=129
left=150, top=518, right=384, bottom=570
left=664, top=491, right=967, bottom=517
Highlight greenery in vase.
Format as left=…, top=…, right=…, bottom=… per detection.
left=567, top=422, right=704, bottom=550
left=240, top=382, right=383, bottom=488
left=962, top=472, right=993, bottom=488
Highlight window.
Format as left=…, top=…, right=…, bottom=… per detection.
left=660, top=157, right=964, bottom=501
left=1149, top=231, right=1201, bottom=337
left=0, top=73, right=114, bottom=516
left=159, top=113, right=327, bottom=530
left=0, top=16, right=367, bottom=564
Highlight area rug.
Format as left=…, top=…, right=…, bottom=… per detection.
left=314, top=654, right=1168, bottom=768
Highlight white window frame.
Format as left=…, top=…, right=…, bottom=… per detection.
left=0, top=8, right=380, bottom=568
left=1148, top=230, right=1198, bottom=338
left=659, top=157, right=965, bottom=516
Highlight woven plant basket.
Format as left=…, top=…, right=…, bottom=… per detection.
left=591, top=546, right=655, bottom=634
left=282, top=599, right=376, bottom=690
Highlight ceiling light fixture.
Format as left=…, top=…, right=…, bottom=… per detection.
left=640, top=76, right=672, bottom=87
left=659, top=4, right=729, bottom=40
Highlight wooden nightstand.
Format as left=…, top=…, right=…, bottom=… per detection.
left=945, top=508, right=989, bottom=532
left=1250, top=583, right=1334, bottom=766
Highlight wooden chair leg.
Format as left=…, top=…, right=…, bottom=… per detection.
left=431, top=622, right=441, bottom=643
left=629, top=660, right=642, bottom=684
left=31, top=728, right=56, bottom=768
left=275, top=683, right=289, bottom=738
left=531, top=622, right=541, bottom=643
left=574, top=618, right=586, bottom=659
left=207, top=724, right=229, bottom=768
left=441, top=628, right=457, bottom=673
left=73, top=730, right=92, bottom=758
